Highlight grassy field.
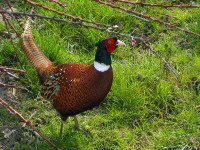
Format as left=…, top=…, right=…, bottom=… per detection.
left=0, top=0, right=200, bottom=149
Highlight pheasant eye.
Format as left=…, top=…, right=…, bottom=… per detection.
left=107, top=40, right=112, bottom=45
left=105, top=39, right=113, bottom=46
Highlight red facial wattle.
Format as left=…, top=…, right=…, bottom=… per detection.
left=104, top=38, right=117, bottom=53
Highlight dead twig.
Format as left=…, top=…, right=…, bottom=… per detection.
left=1, top=12, right=22, bottom=64
left=0, top=66, right=30, bottom=85
left=22, top=111, right=37, bottom=127
left=0, top=81, right=28, bottom=91
left=0, top=10, right=141, bottom=39
left=5, top=0, right=23, bottom=29
left=48, top=0, right=67, bottom=7
left=25, top=0, right=110, bottom=27
left=116, top=0, right=200, bottom=8
left=195, top=105, right=200, bottom=109
left=6, top=72, right=20, bottom=79
left=1, top=11, right=27, bottom=71
left=0, top=66, right=26, bottom=73
left=1, top=13, right=20, bottom=37
left=0, top=10, right=178, bottom=79
left=94, top=0, right=200, bottom=38
left=0, top=98, right=63, bottom=150
left=142, top=42, right=179, bottom=79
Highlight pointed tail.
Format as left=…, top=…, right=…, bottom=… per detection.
left=20, top=17, right=53, bottom=75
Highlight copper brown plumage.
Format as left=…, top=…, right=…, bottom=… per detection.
left=40, top=64, right=113, bottom=121
left=20, top=18, right=125, bottom=137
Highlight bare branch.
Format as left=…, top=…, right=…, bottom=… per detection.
left=142, top=42, right=179, bottom=79
left=1, top=12, right=25, bottom=68
left=0, top=66, right=26, bottom=73
left=0, top=81, right=28, bottom=91
left=5, top=0, right=23, bottom=28
left=48, top=0, right=67, bottom=7
left=0, top=10, right=141, bottom=39
left=0, top=98, right=63, bottom=150
left=1, top=13, right=20, bottom=37
left=0, top=10, right=178, bottom=79
left=94, top=0, right=200, bottom=38
left=116, top=0, right=200, bottom=8
left=22, top=111, right=37, bottom=127
left=25, top=0, right=110, bottom=27
left=6, top=72, right=20, bottom=79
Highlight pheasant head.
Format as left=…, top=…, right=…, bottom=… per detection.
left=94, top=37, right=125, bottom=72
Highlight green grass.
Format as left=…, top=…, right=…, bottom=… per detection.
left=0, top=0, right=200, bottom=149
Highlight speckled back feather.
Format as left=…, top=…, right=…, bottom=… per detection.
left=47, top=64, right=113, bottom=120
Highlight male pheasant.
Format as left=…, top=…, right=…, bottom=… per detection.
left=20, top=19, right=125, bottom=136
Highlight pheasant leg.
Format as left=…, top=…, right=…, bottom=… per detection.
left=59, top=120, right=64, bottom=138
left=73, top=115, right=80, bottom=130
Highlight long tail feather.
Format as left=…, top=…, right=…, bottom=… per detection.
left=20, top=16, right=53, bottom=75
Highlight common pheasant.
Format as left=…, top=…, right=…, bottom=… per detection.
left=20, top=19, right=125, bottom=137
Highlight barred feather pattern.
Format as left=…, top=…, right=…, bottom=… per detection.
left=39, top=73, right=60, bottom=100
left=20, top=19, right=52, bottom=75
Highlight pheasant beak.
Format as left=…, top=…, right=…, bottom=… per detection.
left=117, top=40, right=126, bottom=46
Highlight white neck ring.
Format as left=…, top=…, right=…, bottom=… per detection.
left=94, top=61, right=110, bottom=72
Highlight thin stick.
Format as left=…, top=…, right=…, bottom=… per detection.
left=142, top=42, right=179, bottom=79
left=0, top=98, right=63, bottom=150
left=0, top=10, right=141, bottom=39
left=1, top=13, right=25, bottom=68
left=94, top=0, right=200, bottom=38
left=48, top=0, right=67, bottom=7
left=0, top=66, right=26, bottom=73
left=25, top=0, right=111, bottom=27
left=5, top=72, right=20, bottom=79
left=1, top=13, right=20, bottom=37
left=0, top=66, right=30, bottom=85
left=5, top=0, right=23, bottom=29
left=0, top=82, right=28, bottom=91
left=116, top=0, right=200, bottom=8
left=0, top=10, right=178, bottom=79
left=22, top=111, right=37, bottom=127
